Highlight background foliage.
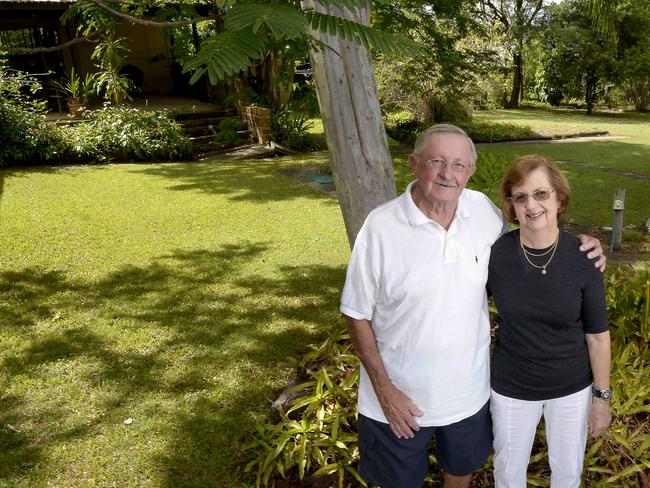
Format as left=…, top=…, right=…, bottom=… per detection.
left=0, top=64, right=70, bottom=167
left=71, top=105, right=193, bottom=163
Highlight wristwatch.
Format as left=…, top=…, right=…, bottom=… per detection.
left=592, top=385, right=612, bottom=400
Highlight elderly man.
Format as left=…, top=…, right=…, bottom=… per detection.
left=340, top=124, right=604, bottom=488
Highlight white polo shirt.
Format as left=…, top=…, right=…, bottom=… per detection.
left=341, top=181, right=506, bottom=426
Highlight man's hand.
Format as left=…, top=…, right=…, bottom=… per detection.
left=578, top=234, right=606, bottom=271
left=589, top=399, right=611, bottom=438
left=377, top=384, right=423, bottom=439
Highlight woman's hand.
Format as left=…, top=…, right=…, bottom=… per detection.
left=589, top=398, right=611, bottom=438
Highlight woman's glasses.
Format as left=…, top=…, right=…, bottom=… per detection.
left=507, top=188, right=555, bottom=204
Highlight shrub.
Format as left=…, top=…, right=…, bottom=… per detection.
left=272, top=107, right=327, bottom=152
left=384, top=119, right=427, bottom=146
left=0, top=102, right=71, bottom=167
left=213, top=118, right=247, bottom=149
left=456, top=120, right=538, bottom=143
left=386, top=119, right=539, bottom=148
left=0, top=66, right=70, bottom=167
left=71, top=105, right=192, bottom=163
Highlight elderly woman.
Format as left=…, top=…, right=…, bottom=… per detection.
left=487, top=155, right=611, bottom=487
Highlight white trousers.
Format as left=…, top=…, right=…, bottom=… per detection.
left=490, top=386, right=591, bottom=488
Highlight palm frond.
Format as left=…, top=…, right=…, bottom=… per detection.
left=182, top=30, right=267, bottom=84
left=225, top=3, right=308, bottom=39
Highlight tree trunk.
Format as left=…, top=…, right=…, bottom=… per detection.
left=585, top=67, right=597, bottom=115
left=268, top=51, right=293, bottom=109
left=507, top=50, right=522, bottom=109
left=302, top=0, right=396, bottom=248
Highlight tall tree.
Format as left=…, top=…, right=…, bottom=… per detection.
left=373, top=0, right=488, bottom=122
left=540, top=0, right=617, bottom=114
left=477, top=0, right=544, bottom=108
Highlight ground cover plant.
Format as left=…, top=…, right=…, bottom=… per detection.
left=247, top=266, right=650, bottom=487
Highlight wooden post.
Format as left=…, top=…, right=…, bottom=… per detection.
left=302, top=0, right=396, bottom=248
left=611, top=188, right=625, bottom=251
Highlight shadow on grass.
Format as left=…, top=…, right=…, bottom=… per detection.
left=128, top=160, right=340, bottom=205
left=0, top=242, right=346, bottom=485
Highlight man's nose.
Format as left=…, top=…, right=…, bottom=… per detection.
left=438, top=163, right=453, bottom=178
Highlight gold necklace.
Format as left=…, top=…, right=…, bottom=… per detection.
left=520, top=231, right=559, bottom=275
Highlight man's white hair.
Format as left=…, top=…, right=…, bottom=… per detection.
left=413, top=124, right=477, bottom=166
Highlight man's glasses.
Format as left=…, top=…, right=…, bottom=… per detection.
left=419, top=158, right=473, bottom=174
left=507, top=188, right=555, bottom=204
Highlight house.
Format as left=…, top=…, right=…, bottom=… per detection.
left=0, top=0, right=178, bottom=99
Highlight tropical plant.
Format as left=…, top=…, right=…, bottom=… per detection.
left=91, top=36, right=133, bottom=106
left=245, top=325, right=363, bottom=487
left=373, top=0, right=490, bottom=122
left=51, top=68, right=96, bottom=108
left=271, top=107, right=326, bottom=151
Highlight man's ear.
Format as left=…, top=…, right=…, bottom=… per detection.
left=408, top=154, right=418, bottom=174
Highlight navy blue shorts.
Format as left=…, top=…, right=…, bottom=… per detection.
left=357, top=401, right=492, bottom=487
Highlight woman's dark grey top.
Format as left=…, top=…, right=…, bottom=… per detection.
left=487, top=230, right=608, bottom=401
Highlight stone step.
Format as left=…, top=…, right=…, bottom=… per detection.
left=178, top=115, right=243, bottom=130
left=173, top=107, right=237, bottom=121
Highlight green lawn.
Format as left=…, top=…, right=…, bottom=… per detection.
left=0, top=161, right=349, bottom=487
left=1, top=107, right=648, bottom=487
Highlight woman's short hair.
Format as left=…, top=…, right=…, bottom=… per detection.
left=500, top=155, right=571, bottom=224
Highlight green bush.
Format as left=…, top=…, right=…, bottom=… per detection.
left=246, top=266, right=650, bottom=487
left=0, top=102, right=70, bottom=167
left=385, top=119, right=427, bottom=146
left=213, top=118, right=247, bottom=149
left=272, top=107, right=327, bottom=152
left=385, top=119, right=538, bottom=146
left=457, top=120, right=538, bottom=143
left=0, top=65, right=70, bottom=167
left=71, top=105, right=193, bottom=163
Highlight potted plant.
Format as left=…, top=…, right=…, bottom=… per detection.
left=52, top=68, right=96, bottom=116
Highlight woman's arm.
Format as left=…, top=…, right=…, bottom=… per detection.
left=585, top=331, right=612, bottom=438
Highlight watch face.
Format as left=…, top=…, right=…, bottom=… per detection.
left=593, top=386, right=612, bottom=400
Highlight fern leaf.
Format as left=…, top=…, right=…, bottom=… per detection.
left=312, top=0, right=367, bottom=12
left=307, top=11, right=422, bottom=56
left=182, top=31, right=267, bottom=84
left=225, top=3, right=308, bottom=40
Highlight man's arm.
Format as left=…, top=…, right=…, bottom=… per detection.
left=586, top=331, right=612, bottom=438
left=345, top=315, right=423, bottom=439
left=577, top=234, right=606, bottom=271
